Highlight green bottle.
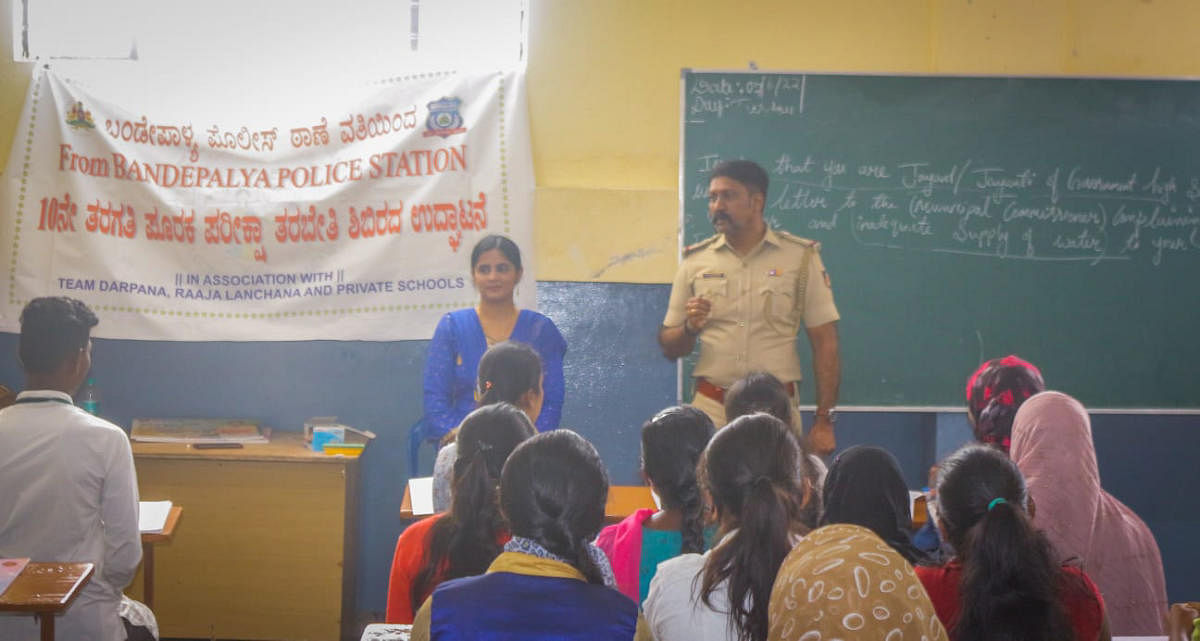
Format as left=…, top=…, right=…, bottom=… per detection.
left=79, top=378, right=100, bottom=415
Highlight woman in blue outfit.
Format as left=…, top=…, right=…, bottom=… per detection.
left=410, top=430, right=638, bottom=641
left=423, top=234, right=566, bottom=436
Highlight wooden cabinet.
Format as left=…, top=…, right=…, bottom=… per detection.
left=129, top=433, right=359, bottom=641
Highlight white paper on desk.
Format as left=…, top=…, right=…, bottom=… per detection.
left=0, top=558, right=30, bottom=598
left=139, top=500, right=173, bottom=534
left=361, top=623, right=412, bottom=641
left=408, top=477, right=434, bottom=516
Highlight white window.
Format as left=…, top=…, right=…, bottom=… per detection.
left=13, top=0, right=526, bottom=74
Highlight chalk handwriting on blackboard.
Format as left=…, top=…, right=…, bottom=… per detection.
left=691, top=152, right=1200, bottom=267
left=687, top=75, right=806, bottom=122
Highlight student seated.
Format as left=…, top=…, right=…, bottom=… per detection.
left=431, top=340, right=544, bottom=512
left=0, top=297, right=155, bottom=641
left=641, top=413, right=812, bottom=641
left=386, top=403, right=536, bottom=624
left=1011, top=391, right=1167, bottom=636
left=724, top=371, right=826, bottom=524
left=819, top=445, right=928, bottom=565
left=768, top=523, right=948, bottom=641
left=912, top=354, right=1046, bottom=559
left=916, top=444, right=1111, bottom=641
left=411, top=430, right=637, bottom=641
left=965, top=355, right=1045, bottom=452
left=596, top=406, right=716, bottom=605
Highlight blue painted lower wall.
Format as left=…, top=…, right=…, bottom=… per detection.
left=0, top=281, right=1196, bottom=622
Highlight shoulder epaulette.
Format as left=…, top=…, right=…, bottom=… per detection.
left=683, top=234, right=720, bottom=256
left=776, top=229, right=821, bottom=250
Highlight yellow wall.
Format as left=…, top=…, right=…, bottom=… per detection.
left=5, top=0, right=1200, bottom=282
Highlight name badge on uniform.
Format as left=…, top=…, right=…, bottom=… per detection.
left=701, top=272, right=725, bottom=279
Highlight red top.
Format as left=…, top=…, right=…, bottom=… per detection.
left=385, top=513, right=513, bottom=624
left=386, top=514, right=444, bottom=624
left=915, top=561, right=1105, bottom=641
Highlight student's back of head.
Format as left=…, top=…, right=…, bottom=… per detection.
left=501, top=429, right=610, bottom=584
left=476, top=340, right=543, bottom=419
left=410, top=402, right=536, bottom=612
left=19, top=296, right=98, bottom=388
left=819, top=445, right=926, bottom=564
left=724, top=371, right=792, bottom=424
left=641, top=405, right=715, bottom=553
left=964, top=355, right=1044, bottom=452
left=700, top=413, right=810, bottom=641
left=724, top=371, right=822, bottom=527
left=935, top=444, right=1074, bottom=641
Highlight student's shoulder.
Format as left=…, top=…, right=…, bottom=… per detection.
left=683, top=234, right=720, bottom=257
left=399, top=513, right=444, bottom=543
left=74, top=410, right=131, bottom=442
left=650, top=552, right=706, bottom=588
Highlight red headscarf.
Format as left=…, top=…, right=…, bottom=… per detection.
left=964, top=355, right=1044, bottom=452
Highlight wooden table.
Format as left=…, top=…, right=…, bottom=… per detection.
left=139, top=504, right=181, bottom=610
left=401, top=484, right=656, bottom=524
left=400, top=484, right=928, bottom=528
left=0, top=562, right=94, bottom=641
left=132, top=433, right=360, bottom=641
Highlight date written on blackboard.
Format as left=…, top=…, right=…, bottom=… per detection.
left=687, top=75, right=806, bottom=121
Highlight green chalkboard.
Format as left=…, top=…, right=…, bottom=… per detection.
left=681, top=71, right=1200, bottom=409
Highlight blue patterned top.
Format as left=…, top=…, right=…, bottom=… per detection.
left=422, top=308, right=566, bottom=437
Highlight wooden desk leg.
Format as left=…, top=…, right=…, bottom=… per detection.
left=142, top=542, right=155, bottom=610
left=37, top=612, right=54, bottom=641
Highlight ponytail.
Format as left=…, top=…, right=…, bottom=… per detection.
left=409, top=403, right=535, bottom=612
left=956, top=501, right=1074, bottom=641
left=937, top=445, right=1073, bottom=641
left=699, top=414, right=807, bottom=641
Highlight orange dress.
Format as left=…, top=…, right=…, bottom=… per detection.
left=385, top=514, right=444, bottom=624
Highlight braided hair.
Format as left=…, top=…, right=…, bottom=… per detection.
left=501, top=430, right=610, bottom=584
left=641, top=406, right=715, bottom=553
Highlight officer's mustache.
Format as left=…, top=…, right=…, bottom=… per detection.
left=710, top=212, right=730, bottom=225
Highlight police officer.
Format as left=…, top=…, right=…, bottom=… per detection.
left=658, top=160, right=841, bottom=455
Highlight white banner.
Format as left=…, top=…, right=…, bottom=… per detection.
left=0, top=66, right=534, bottom=340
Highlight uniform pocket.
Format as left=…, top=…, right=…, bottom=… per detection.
left=693, top=276, right=728, bottom=319
left=760, top=276, right=797, bottom=327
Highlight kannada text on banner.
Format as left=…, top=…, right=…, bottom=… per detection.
left=1, top=67, right=534, bottom=341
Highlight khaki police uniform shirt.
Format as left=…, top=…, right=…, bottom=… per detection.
left=663, top=228, right=839, bottom=389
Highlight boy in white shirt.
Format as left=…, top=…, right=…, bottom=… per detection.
left=0, top=297, right=153, bottom=641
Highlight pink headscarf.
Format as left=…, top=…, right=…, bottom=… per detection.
left=1010, top=391, right=1168, bottom=636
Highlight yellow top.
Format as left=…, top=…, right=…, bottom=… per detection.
left=664, top=227, right=840, bottom=387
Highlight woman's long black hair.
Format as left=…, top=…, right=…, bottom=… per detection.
left=700, top=413, right=810, bottom=641
left=723, top=371, right=821, bottom=528
left=641, top=406, right=715, bottom=553
left=936, top=444, right=1075, bottom=641
left=501, top=430, right=609, bottom=584
left=410, top=403, right=535, bottom=612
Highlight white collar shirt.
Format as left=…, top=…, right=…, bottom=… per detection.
left=0, top=390, right=142, bottom=641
